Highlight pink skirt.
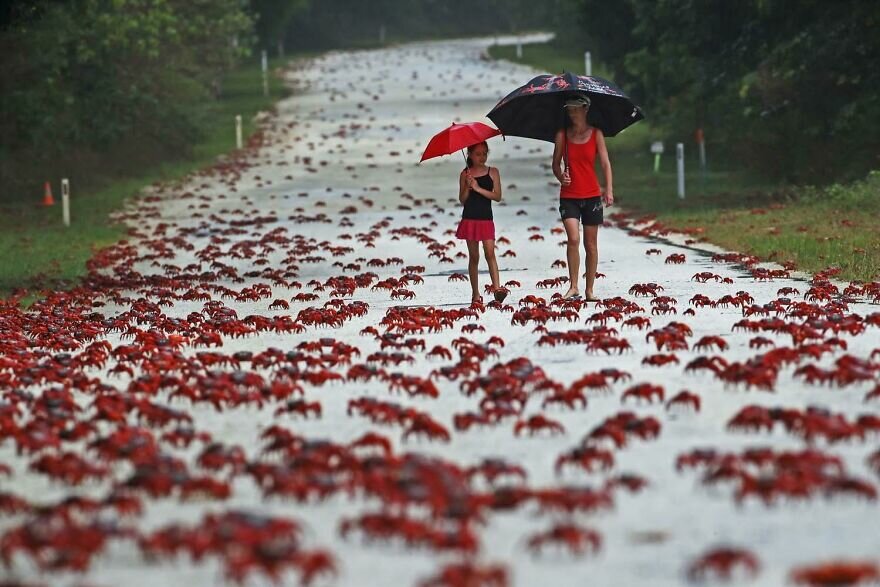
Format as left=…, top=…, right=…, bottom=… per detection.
left=456, top=219, right=495, bottom=241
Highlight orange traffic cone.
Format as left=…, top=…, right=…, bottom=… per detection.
left=42, top=181, right=55, bottom=206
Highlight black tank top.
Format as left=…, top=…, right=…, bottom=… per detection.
left=462, top=169, right=494, bottom=220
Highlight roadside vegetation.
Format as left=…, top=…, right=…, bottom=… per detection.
left=0, top=58, right=288, bottom=297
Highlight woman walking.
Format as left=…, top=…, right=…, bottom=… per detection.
left=552, top=95, right=614, bottom=301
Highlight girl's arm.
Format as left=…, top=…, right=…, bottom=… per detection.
left=483, top=167, right=502, bottom=202
left=552, top=128, right=570, bottom=185
left=596, top=129, right=614, bottom=206
left=458, top=169, right=470, bottom=205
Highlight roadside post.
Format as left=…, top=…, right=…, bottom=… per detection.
left=650, top=141, right=664, bottom=173
left=516, top=38, right=522, bottom=59
left=235, top=115, right=243, bottom=149
left=676, top=143, right=685, bottom=199
left=61, top=179, right=70, bottom=227
left=584, top=51, right=592, bottom=76
left=696, top=128, right=706, bottom=170
left=261, top=50, right=269, bottom=97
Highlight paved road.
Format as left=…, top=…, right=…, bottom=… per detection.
left=2, top=35, right=879, bottom=587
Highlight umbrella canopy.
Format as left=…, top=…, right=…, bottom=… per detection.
left=420, top=121, right=502, bottom=163
left=487, top=72, right=644, bottom=142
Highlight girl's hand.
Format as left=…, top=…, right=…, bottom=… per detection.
left=466, top=174, right=478, bottom=190
left=560, top=170, right=571, bottom=187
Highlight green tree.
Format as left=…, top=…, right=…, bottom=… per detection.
left=0, top=0, right=253, bottom=198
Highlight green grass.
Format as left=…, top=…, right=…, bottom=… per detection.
left=0, top=55, right=297, bottom=300
left=489, top=40, right=613, bottom=78
left=489, top=43, right=880, bottom=282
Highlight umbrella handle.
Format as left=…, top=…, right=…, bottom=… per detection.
left=461, top=149, right=468, bottom=168
left=564, top=136, right=569, bottom=172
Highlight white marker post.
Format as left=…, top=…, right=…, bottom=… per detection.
left=676, top=143, right=685, bottom=199
left=61, top=178, right=70, bottom=227
left=261, top=50, right=269, bottom=97
left=696, top=128, right=707, bottom=172
left=650, top=141, right=664, bottom=173
left=235, top=115, right=243, bottom=149
left=516, top=38, right=522, bottom=59
left=584, top=51, right=592, bottom=76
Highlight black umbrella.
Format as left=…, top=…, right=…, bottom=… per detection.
left=487, top=72, right=644, bottom=142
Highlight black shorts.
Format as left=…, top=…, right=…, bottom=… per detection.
left=559, top=196, right=603, bottom=226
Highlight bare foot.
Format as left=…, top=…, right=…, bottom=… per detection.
left=584, top=292, right=600, bottom=302
left=562, top=287, right=581, bottom=299
left=471, top=295, right=483, bottom=304
left=493, top=288, right=509, bottom=303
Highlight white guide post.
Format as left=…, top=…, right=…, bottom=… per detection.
left=585, top=51, right=592, bottom=76
left=261, top=50, right=269, bottom=97
left=235, top=115, right=243, bottom=149
left=61, top=178, right=70, bottom=227
left=676, top=143, right=686, bottom=199
left=696, top=128, right=707, bottom=171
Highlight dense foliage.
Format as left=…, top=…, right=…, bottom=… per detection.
left=281, top=0, right=551, bottom=50
left=0, top=0, right=253, bottom=199
left=562, top=0, right=880, bottom=182
left=0, top=0, right=556, bottom=200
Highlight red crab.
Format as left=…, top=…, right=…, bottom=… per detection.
left=666, top=391, right=701, bottom=413
left=514, top=415, right=565, bottom=436
left=789, top=561, right=880, bottom=586
left=274, top=399, right=322, bottom=419
left=687, top=547, right=761, bottom=582
left=694, top=335, right=729, bottom=351
left=427, top=345, right=453, bottom=360
left=622, top=383, right=665, bottom=404
left=419, top=562, right=509, bottom=587
left=391, top=288, right=416, bottom=300
left=466, top=458, right=528, bottom=486
left=268, top=298, right=290, bottom=310
left=403, top=414, right=451, bottom=443
left=526, top=523, right=602, bottom=557
left=641, top=353, right=679, bottom=367
left=555, top=446, right=614, bottom=474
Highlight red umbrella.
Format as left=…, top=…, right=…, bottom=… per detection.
left=419, top=121, right=502, bottom=164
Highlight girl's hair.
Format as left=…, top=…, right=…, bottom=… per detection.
left=466, top=141, right=489, bottom=168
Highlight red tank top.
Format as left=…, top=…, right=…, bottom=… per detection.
left=560, top=129, right=601, bottom=199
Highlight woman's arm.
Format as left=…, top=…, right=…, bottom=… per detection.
left=552, top=129, right=570, bottom=186
left=458, top=169, right=470, bottom=205
left=596, top=129, right=614, bottom=206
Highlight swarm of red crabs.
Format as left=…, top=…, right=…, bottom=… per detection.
left=2, top=149, right=880, bottom=586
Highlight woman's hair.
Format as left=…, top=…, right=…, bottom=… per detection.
left=466, top=141, right=489, bottom=168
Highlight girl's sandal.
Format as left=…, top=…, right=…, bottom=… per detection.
left=584, top=295, right=600, bottom=302
left=563, top=291, right=581, bottom=300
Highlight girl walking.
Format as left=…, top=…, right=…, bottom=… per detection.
left=552, top=95, right=614, bottom=301
left=455, top=141, right=507, bottom=304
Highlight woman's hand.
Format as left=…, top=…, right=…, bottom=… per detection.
left=560, top=170, right=571, bottom=187
left=602, top=187, right=614, bottom=207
